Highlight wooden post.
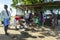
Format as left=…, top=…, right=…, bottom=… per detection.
left=16, top=7, right=17, bottom=15
left=57, top=9, right=59, bottom=26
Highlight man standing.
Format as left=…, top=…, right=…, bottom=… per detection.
left=50, top=10, right=56, bottom=30
left=25, top=10, right=30, bottom=26
left=1, top=5, right=11, bottom=35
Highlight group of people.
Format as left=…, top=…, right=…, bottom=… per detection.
left=1, top=5, right=57, bottom=35
left=25, top=10, right=43, bottom=27
left=24, top=10, right=57, bottom=29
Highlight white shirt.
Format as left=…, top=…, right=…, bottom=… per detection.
left=14, top=19, right=17, bottom=27
left=25, top=13, right=30, bottom=19
left=1, top=10, right=11, bottom=21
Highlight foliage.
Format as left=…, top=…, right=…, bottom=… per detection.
left=11, top=0, right=44, bottom=7
left=11, top=0, right=18, bottom=7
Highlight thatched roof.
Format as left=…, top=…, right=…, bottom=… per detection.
left=16, top=1, right=60, bottom=10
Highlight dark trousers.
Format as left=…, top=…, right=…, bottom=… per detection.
left=4, top=25, right=8, bottom=34
left=26, top=19, right=29, bottom=26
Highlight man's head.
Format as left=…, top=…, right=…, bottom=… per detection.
left=50, top=10, right=55, bottom=15
left=4, top=5, right=8, bottom=9
left=26, top=10, right=28, bottom=13
left=50, top=10, right=53, bottom=13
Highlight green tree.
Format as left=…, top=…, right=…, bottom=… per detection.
left=11, top=0, right=44, bottom=7
left=11, top=0, right=18, bottom=7
left=21, top=0, right=44, bottom=5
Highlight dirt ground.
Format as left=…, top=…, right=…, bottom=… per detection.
left=0, top=20, right=60, bottom=40
left=0, top=26, right=57, bottom=40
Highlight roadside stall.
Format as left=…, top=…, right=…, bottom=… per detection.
left=15, top=1, right=60, bottom=27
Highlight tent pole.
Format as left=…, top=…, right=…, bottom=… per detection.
left=57, top=9, right=59, bottom=26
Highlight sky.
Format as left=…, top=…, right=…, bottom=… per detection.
left=0, top=0, right=12, bottom=11
left=0, top=0, right=16, bottom=16
left=0, top=0, right=12, bottom=6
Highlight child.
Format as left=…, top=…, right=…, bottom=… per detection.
left=19, top=17, right=25, bottom=31
left=14, top=18, right=17, bottom=29
left=14, top=15, right=20, bottom=30
left=35, top=17, right=39, bottom=26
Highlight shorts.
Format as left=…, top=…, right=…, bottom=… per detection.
left=3, top=18, right=10, bottom=26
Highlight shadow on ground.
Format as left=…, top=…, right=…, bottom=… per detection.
left=0, top=31, right=37, bottom=40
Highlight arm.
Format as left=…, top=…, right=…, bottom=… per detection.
left=1, top=11, right=4, bottom=21
left=8, top=11, right=11, bottom=20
